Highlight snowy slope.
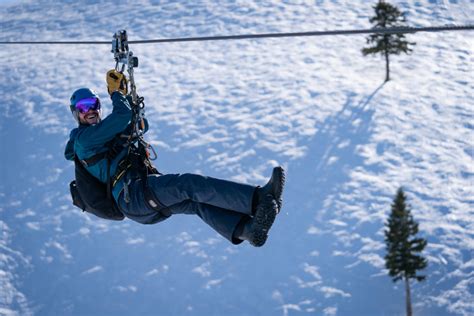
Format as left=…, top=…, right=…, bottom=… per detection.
left=0, top=0, right=473, bottom=315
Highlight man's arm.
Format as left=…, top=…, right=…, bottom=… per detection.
left=77, top=92, right=132, bottom=148
left=64, top=128, right=79, bottom=160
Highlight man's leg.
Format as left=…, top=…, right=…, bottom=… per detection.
left=146, top=173, right=256, bottom=215
left=116, top=178, right=171, bottom=224
left=167, top=199, right=249, bottom=244
left=117, top=169, right=285, bottom=246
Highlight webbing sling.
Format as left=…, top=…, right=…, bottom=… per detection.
left=79, top=133, right=128, bottom=168
left=80, top=151, right=108, bottom=167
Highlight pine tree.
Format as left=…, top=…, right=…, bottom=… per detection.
left=362, top=0, right=415, bottom=82
left=385, top=187, right=427, bottom=316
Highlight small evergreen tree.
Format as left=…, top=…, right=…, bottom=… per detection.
left=385, top=187, right=427, bottom=316
left=362, top=0, right=415, bottom=82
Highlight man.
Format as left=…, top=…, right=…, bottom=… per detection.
left=65, top=70, right=285, bottom=247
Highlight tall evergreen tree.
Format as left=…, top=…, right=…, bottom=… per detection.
left=362, top=0, right=415, bottom=82
left=385, top=187, right=427, bottom=316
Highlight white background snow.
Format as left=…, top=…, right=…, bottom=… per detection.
left=0, top=0, right=473, bottom=315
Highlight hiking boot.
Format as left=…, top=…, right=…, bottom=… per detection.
left=237, top=194, right=278, bottom=247
left=257, top=166, right=285, bottom=213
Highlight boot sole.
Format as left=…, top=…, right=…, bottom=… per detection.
left=272, top=167, right=286, bottom=213
left=249, top=195, right=277, bottom=247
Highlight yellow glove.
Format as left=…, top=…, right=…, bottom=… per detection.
left=106, top=69, right=128, bottom=96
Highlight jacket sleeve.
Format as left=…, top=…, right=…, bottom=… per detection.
left=76, top=92, right=132, bottom=148
left=64, top=128, right=78, bottom=161
left=65, top=140, right=74, bottom=160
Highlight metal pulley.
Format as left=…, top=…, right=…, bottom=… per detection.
left=111, top=30, right=140, bottom=106
left=112, top=30, right=138, bottom=68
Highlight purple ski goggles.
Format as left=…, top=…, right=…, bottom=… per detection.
left=74, top=97, right=101, bottom=113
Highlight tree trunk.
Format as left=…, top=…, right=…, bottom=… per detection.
left=385, top=49, right=390, bottom=82
left=405, top=276, right=412, bottom=316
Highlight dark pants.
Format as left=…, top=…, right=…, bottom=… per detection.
left=116, top=173, right=256, bottom=244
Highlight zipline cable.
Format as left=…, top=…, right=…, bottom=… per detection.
left=0, top=25, right=472, bottom=45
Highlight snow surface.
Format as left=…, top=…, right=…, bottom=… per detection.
left=0, top=0, right=473, bottom=315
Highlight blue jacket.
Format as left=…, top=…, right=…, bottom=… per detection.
left=65, top=92, right=148, bottom=200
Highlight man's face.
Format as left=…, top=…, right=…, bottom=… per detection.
left=74, top=97, right=101, bottom=125
left=78, top=109, right=100, bottom=125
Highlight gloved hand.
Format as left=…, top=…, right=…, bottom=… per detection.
left=106, top=69, right=128, bottom=96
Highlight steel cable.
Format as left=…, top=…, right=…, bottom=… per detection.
left=0, top=25, right=472, bottom=45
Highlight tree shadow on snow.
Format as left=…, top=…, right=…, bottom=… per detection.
left=285, top=82, right=385, bottom=229
left=270, top=82, right=387, bottom=304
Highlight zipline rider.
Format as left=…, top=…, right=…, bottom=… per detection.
left=65, top=70, right=285, bottom=247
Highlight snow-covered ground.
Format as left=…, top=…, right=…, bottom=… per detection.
left=0, top=1, right=473, bottom=315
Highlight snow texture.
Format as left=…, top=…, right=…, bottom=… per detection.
left=0, top=0, right=473, bottom=315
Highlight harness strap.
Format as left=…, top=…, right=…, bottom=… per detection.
left=144, top=186, right=171, bottom=217
left=80, top=133, right=129, bottom=168
left=80, top=151, right=108, bottom=167
left=111, top=159, right=133, bottom=188
left=80, top=143, right=156, bottom=191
